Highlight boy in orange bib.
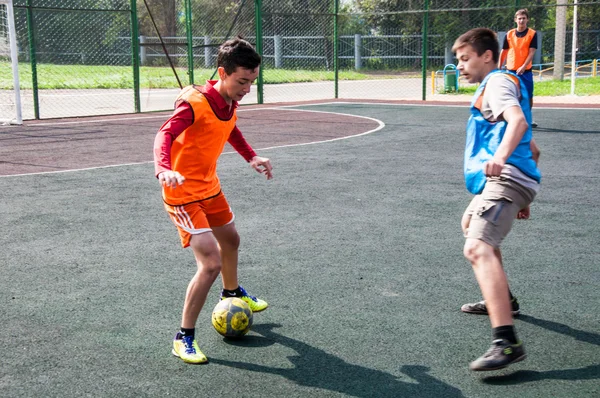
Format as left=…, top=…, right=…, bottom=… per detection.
left=153, top=37, right=273, bottom=364
left=499, top=8, right=538, bottom=127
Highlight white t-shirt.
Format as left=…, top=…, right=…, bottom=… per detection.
left=480, top=73, right=540, bottom=193
left=480, top=73, right=521, bottom=122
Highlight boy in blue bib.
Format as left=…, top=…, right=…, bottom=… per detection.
left=453, top=28, right=541, bottom=371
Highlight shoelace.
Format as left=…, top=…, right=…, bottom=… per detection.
left=483, top=340, right=508, bottom=357
left=239, top=286, right=258, bottom=302
left=182, top=336, right=196, bottom=354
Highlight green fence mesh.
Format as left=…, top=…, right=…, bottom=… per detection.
left=2, top=0, right=599, bottom=120
left=11, top=0, right=133, bottom=119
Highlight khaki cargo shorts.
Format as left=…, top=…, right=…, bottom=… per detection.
left=463, top=177, right=537, bottom=248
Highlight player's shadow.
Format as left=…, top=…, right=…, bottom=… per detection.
left=518, top=314, right=600, bottom=346
left=211, top=323, right=465, bottom=398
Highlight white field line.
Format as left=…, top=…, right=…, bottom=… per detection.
left=0, top=106, right=385, bottom=178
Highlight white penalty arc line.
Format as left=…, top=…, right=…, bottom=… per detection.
left=0, top=108, right=385, bottom=178
left=235, top=108, right=385, bottom=152
left=317, top=100, right=600, bottom=111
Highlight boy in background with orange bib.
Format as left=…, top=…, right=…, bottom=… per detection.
left=153, top=37, right=273, bottom=364
left=499, top=8, right=538, bottom=127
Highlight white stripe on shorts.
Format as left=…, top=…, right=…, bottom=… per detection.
left=171, top=206, right=212, bottom=234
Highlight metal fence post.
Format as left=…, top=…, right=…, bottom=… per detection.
left=139, top=35, right=146, bottom=65
left=185, top=0, right=194, bottom=84
left=255, top=0, right=263, bottom=104
left=204, top=36, right=211, bottom=68
left=130, top=0, right=140, bottom=113
left=334, top=0, right=339, bottom=99
left=355, top=34, right=362, bottom=70
left=421, top=0, right=430, bottom=100
left=274, top=35, right=282, bottom=68
left=25, top=0, right=39, bottom=119
left=444, top=41, right=452, bottom=66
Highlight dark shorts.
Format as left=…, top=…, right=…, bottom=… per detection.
left=510, top=70, right=534, bottom=99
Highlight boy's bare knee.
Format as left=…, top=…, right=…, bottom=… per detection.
left=215, top=227, right=240, bottom=252
left=463, top=239, right=494, bottom=264
left=195, top=251, right=222, bottom=274
left=189, top=233, right=223, bottom=273
left=225, top=231, right=240, bottom=251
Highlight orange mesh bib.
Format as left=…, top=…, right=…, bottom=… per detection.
left=506, top=28, right=536, bottom=70
left=163, top=86, right=237, bottom=205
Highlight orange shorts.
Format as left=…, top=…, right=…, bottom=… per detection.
left=163, top=191, right=234, bottom=248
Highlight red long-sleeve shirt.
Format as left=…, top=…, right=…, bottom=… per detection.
left=154, top=80, right=256, bottom=177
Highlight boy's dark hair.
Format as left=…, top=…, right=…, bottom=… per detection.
left=515, top=8, right=529, bottom=18
left=217, top=36, right=261, bottom=74
left=452, top=28, right=499, bottom=64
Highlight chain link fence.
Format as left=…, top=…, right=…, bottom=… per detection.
left=9, top=0, right=133, bottom=119
left=1, top=0, right=598, bottom=121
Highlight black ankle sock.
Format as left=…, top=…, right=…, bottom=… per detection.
left=222, top=286, right=242, bottom=297
left=180, top=327, right=195, bottom=339
left=492, top=325, right=518, bottom=344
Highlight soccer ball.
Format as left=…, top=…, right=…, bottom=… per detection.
left=211, top=297, right=253, bottom=338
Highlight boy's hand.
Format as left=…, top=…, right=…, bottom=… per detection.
left=250, top=156, right=273, bottom=180
left=517, top=206, right=530, bottom=220
left=483, top=158, right=505, bottom=177
left=158, top=171, right=185, bottom=188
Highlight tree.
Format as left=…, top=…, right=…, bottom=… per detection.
left=137, top=0, right=178, bottom=37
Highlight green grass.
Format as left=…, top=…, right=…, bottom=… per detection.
left=0, top=62, right=378, bottom=89
left=534, top=76, right=600, bottom=95
left=1, top=61, right=599, bottom=95
left=456, top=76, right=600, bottom=96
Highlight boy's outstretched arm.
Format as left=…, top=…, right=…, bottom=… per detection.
left=250, top=156, right=273, bottom=180
left=228, top=125, right=273, bottom=180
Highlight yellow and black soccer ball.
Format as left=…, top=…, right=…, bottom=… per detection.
left=211, top=297, right=253, bottom=338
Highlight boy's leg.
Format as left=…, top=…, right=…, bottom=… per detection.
left=464, top=239, right=513, bottom=328
left=464, top=237, right=526, bottom=371
left=207, top=194, right=268, bottom=312
left=461, top=247, right=520, bottom=316
left=460, top=198, right=519, bottom=316
left=461, top=182, right=533, bottom=370
left=172, top=231, right=222, bottom=364
left=523, top=71, right=536, bottom=126
left=212, top=222, right=240, bottom=290
left=212, top=222, right=269, bottom=312
left=181, top=232, right=223, bottom=328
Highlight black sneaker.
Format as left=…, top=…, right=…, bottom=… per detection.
left=461, top=297, right=520, bottom=316
left=470, top=339, right=526, bottom=371
left=531, top=121, right=538, bottom=128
